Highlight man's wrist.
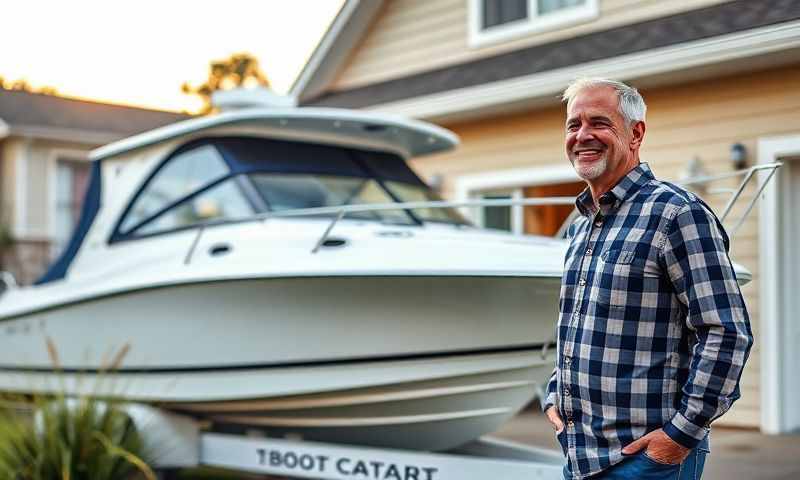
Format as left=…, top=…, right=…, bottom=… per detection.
left=663, top=411, right=708, bottom=449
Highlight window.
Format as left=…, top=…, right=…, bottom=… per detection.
left=115, top=136, right=472, bottom=240
left=473, top=190, right=522, bottom=233
left=135, top=179, right=253, bottom=235
left=469, top=0, right=598, bottom=47
left=470, top=181, right=584, bottom=236
left=54, top=158, right=91, bottom=256
left=482, top=0, right=528, bottom=29
left=119, top=144, right=229, bottom=234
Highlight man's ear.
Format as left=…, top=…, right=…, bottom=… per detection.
left=630, top=121, right=646, bottom=150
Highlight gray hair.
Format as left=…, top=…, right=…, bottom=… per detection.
left=562, top=78, right=647, bottom=126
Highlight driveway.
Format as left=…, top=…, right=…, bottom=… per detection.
left=493, top=410, right=800, bottom=480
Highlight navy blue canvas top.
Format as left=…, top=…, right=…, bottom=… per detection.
left=213, top=137, right=426, bottom=185
left=36, top=160, right=102, bottom=284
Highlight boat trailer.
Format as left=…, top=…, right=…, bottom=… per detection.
left=127, top=405, right=564, bottom=480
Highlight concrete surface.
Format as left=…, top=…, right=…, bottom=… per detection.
left=493, top=410, right=800, bottom=480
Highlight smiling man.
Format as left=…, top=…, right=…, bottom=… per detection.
left=542, top=78, right=753, bottom=480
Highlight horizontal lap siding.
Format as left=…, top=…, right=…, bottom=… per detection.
left=333, top=0, right=732, bottom=90
left=410, top=65, right=800, bottom=427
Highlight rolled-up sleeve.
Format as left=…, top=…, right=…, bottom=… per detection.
left=660, top=201, right=753, bottom=448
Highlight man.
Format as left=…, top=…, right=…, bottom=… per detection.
left=543, top=78, right=752, bottom=480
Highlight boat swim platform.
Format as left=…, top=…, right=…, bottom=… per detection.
left=126, top=404, right=564, bottom=479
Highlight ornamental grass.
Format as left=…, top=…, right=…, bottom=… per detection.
left=0, top=339, right=155, bottom=480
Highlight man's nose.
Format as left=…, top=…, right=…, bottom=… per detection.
left=575, top=124, right=594, bottom=142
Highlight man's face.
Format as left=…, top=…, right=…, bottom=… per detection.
left=565, top=86, right=639, bottom=185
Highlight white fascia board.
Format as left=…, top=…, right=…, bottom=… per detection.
left=8, top=125, right=124, bottom=146
left=290, top=0, right=381, bottom=102
left=367, top=20, right=800, bottom=121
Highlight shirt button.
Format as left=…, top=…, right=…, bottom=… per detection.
left=578, top=278, right=587, bottom=286
left=585, top=248, right=593, bottom=255
left=567, top=420, right=575, bottom=427
left=563, top=356, right=571, bottom=365
left=563, top=387, right=571, bottom=396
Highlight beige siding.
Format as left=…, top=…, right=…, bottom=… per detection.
left=333, top=0, right=732, bottom=90
left=0, top=140, right=18, bottom=229
left=409, top=65, right=800, bottom=427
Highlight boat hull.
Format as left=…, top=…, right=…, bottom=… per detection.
left=0, top=275, right=559, bottom=450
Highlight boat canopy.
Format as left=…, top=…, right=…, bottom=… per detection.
left=37, top=132, right=463, bottom=284
left=91, top=108, right=459, bottom=162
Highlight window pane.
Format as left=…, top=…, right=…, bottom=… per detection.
left=384, top=181, right=468, bottom=224
left=482, top=195, right=512, bottom=231
left=482, top=0, right=528, bottom=29
left=250, top=174, right=412, bottom=224
left=136, top=180, right=252, bottom=235
left=538, top=0, right=585, bottom=15
left=121, top=144, right=229, bottom=233
left=54, top=159, right=90, bottom=256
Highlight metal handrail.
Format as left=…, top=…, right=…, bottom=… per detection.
left=181, top=162, right=781, bottom=260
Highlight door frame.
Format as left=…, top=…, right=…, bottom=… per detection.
left=758, top=134, right=800, bottom=434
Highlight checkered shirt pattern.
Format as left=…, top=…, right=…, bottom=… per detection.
left=544, top=163, right=753, bottom=479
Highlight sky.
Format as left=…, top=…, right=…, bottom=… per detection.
left=0, top=0, right=345, bottom=112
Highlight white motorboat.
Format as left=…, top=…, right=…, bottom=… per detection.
left=0, top=98, right=760, bottom=451
left=0, top=104, right=569, bottom=451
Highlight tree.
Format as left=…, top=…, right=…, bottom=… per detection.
left=0, top=76, right=58, bottom=95
left=182, top=52, right=271, bottom=114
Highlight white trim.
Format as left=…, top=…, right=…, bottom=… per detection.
left=290, top=0, right=361, bottom=99
left=468, top=0, right=599, bottom=48
left=8, top=125, right=125, bottom=145
left=454, top=164, right=578, bottom=203
left=0, top=118, right=9, bottom=139
left=757, top=134, right=800, bottom=434
left=13, top=138, right=31, bottom=239
left=454, top=163, right=579, bottom=229
left=370, top=20, right=800, bottom=120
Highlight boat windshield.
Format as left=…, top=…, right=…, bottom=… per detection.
left=113, top=137, right=471, bottom=240
left=247, top=173, right=467, bottom=225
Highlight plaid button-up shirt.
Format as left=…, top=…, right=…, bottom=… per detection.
left=544, top=163, right=753, bottom=479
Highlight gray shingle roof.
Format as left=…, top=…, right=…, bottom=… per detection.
left=305, top=0, right=800, bottom=109
left=0, top=89, right=189, bottom=138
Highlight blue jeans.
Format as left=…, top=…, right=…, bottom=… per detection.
left=562, top=436, right=710, bottom=480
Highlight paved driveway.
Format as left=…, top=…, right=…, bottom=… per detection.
left=493, top=410, right=800, bottom=480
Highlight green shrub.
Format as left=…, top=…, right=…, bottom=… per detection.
left=0, top=340, right=155, bottom=479
left=0, top=394, right=155, bottom=480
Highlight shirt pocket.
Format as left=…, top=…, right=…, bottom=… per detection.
left=595, top=248, right=648, bottom=309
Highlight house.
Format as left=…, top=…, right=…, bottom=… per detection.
left=0, top=90, right=188, bottom=284
left=291, top=0, right=800, bottom=434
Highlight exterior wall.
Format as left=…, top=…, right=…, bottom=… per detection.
left=0, top=136, right=95, bottom=284
left=332, top=0, right=731, bottom=91
left=410, top=64, right=800, bottom=427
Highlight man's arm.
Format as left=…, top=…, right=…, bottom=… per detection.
left=542, top=367, right=558, bottom=412
left=660, top=201, right=754, bottom=449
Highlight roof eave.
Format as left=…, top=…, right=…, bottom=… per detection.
left=289, top=0, right=385, bottom=103
left=364, top=20, right=800, bottom=123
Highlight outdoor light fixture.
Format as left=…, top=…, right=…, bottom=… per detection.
left=730, top=142, right=748, bottom=170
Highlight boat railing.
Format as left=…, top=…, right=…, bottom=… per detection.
left=183, top=162, right=781, bottom=262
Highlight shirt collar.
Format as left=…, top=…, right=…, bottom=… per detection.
left=575, top=163, right=654, bottom=218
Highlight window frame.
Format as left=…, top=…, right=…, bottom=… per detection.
left=468, top=0, right=599, bottom=48
left=109, top=142, right=261, bottom=244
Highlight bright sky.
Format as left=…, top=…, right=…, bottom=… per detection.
left=0, top=0, right=345, bottom=112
